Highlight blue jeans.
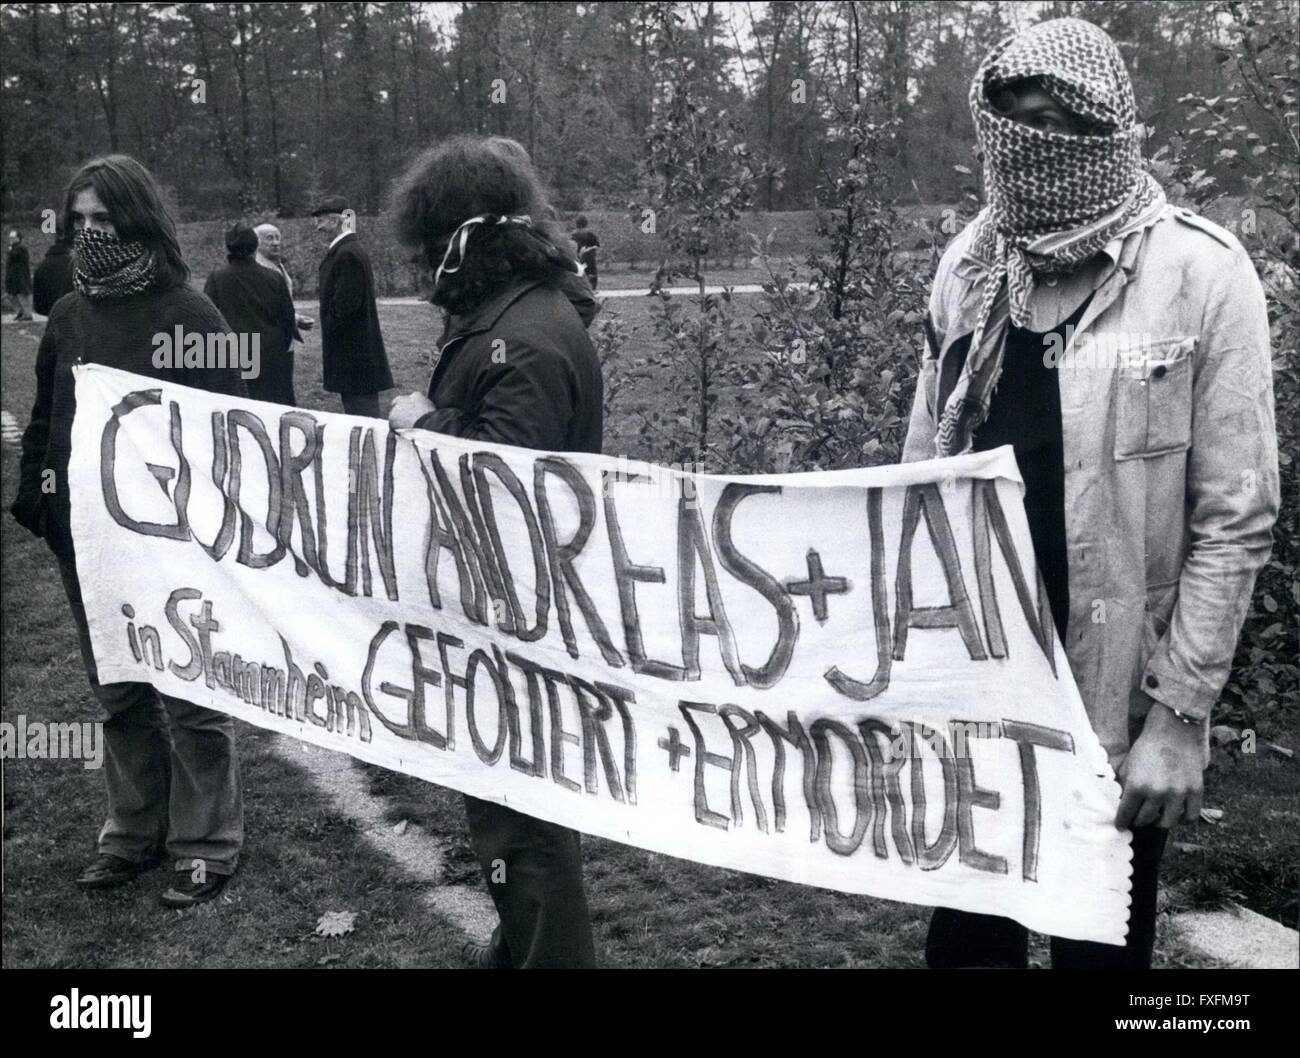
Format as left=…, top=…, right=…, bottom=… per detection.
left=58, top=556, right=243, bottom=876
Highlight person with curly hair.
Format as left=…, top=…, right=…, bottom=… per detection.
left=388, top=134, right=602, bottom=968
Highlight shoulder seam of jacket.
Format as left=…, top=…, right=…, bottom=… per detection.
left=1170, top=207, right=1241, bottom=251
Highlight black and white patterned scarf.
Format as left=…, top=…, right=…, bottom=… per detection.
left=935, top=17, right=1167, bottom=456
left=73, top=227, right=157, bottom=300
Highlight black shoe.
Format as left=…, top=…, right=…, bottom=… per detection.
left=76, top=853, right=162, bottom=891
left=159, top=871, right=232, bottom=909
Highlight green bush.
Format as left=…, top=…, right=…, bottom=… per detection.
left=1147, top=0, right=1299, bottom=740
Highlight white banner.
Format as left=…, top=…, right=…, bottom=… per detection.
left=70, top=365, right=1131, bottom=943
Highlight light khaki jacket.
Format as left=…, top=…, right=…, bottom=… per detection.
left=903, top=204, right=1280, bottom=767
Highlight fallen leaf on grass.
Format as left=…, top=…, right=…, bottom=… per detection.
left=393, top=819, right=409, bottom=836
left=1199, top=808, right=1224, bottom=824
left=1266, top=742, right=1294, bottom=760
left=1209, top=725, right=1239, bottom=746
left=315, top=910, right=356, bottom=937
left=1173, top=841, right=1208, bottom=854
left=317, top=954, right=342, bottom=966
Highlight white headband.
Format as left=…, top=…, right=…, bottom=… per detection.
left=432, top=214, right=534, bottom=291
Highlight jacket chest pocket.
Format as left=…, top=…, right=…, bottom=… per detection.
left=1113, top=337, right=1196, bottom=460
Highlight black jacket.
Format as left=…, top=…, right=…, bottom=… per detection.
left=5, top=243, right=31, bottom=295
left=204, top=256, right=298, bottom=405
left=11, top=285, right=248, bottom=560
left=416, top=277, right=603, bottom=454
left=32, top=243, right=75, bottom=316
left=318, top=233, right=393, bottom=395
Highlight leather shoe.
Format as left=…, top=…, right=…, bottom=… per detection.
left=159, top=871, right=232, bottom=909
left=77, top=853, right=162, bottom=891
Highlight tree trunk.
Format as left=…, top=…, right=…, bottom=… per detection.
left=232, top=4, right=254, bottom=207
left=314, top=3, right=332, bottom=185
left=254, top=6, right=285, bottom=214
left=352, top=3, right=380, bottom=213
left=188, top=7, right=240, bottom=182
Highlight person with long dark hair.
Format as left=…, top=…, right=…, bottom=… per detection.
left=388, top=134, right=603, bottom=967
left=9, top=154, right=248, bottom=909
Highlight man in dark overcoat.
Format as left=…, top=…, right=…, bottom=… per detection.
left=313, top=196, right=392, bottom=417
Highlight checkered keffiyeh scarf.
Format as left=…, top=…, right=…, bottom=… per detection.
left=935, top=17, right=1167, bottom=457
left=73, top=226, right=157, bottom=300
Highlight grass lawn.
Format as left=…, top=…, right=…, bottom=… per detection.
left=1, top=299, right=1294, bottom=968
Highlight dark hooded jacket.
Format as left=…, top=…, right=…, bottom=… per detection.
left=33, top=242, right=75, bottom=315
left=416, top=274, right=602, bottom=454
left=10, top=285, right=247, bottom=560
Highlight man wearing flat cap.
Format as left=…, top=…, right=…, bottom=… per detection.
left=204, top=222, right=298, bottom=405
left=313, top=196, right=392, bottom=417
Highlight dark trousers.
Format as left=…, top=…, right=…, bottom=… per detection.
left=462, top=795, right=597, bottom=968
left=925, top=826, right=1169, bottom=968
left=340, top=392, right=380, bottom=418
left=57, top=556, right=243, bottom=875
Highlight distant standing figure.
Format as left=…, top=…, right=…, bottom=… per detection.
left=571, top=215, right=600, bottom=291
left=203, top=222, right=298, bottom=406
left=253, top=222, right=315, bottom=341
left=312, top=196, right=392, bottom=417
left=32, top=227, right=76, bottom=316
left=5, top=230, right=33, bottom=319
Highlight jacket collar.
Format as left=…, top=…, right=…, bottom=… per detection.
left=439, top=277, right=545, bottom=348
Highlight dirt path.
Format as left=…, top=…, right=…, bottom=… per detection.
left=271, top=735, right=498, bottom=946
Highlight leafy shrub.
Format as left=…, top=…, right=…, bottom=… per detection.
left=721, top=105, right=928, bottom=473
left=1150, top=0, right=1298, bottom=738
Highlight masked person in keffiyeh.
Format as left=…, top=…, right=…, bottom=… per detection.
left=936, top=17, right=1168, bottom=457
left=902, top=18, right=1279, bottom=968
